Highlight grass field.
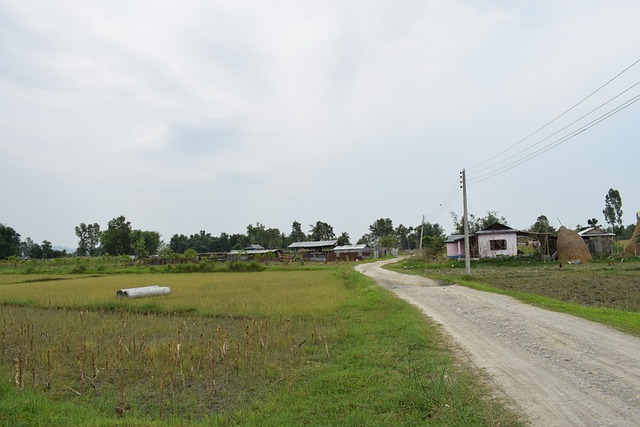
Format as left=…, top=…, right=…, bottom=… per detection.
left=388, top=256, right=640, bottom=336
left=0, top=271, right=348, bottom=317
left=0, top=263, right=522, bottom=426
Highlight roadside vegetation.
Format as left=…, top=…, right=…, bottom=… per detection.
left=0, top=260, right=522, bottom=426
left=388, top=255, right=640, bottom=336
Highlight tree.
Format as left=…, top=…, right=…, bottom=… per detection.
left=529, top=215, right=556, bottom=234
left=229, top=233, right=250, bottom=250
left=287, top=221, right=307, bottom=245
left=185, top=230, right=215, bottom=253
left=451, top=211, right=508, bottom=234
left=379, top=234, right=398, bottom=251
left=0, top=224, right=21, bottom=260
left=395, top=224, right=412, bottom=250
left=309, top=221, right=335, bottom=241
left=603, top=188, right=623, bottom=236
left=622, top=223, right=636, bottom=240
left=337, top=232, right=351, bottom=246
left=246, top=223, right=282, bottom=249
left=28, top=242, right=43, bottom=259
left=416, top=222, right=445, bottom=247
left=357, top=233, right=372, bottom=245
left=20, top=237, right=34, bottom=259
left=587, top=218, right=599, bottom=228
left=423, top=235, right=446, bottom=260
left=131, top=230, right=161, bottom=255
left=369, top=218, right=394, bottom=243
left=75, top=222, right=101, bottom=256
left=169, top=234, right=189, bottom=253
left=101, top=215, right=133, bottom=255
left=133, top=234, right=148, bottom=260
left=41, top=240, right=53, bottom=259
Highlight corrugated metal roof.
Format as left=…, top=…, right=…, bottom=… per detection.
left=229, top=248, right=279, bottom=255
left=334, top=244, right=369, bottom=251
left=476, top=223, right=515, bottom=234
left=288, top=240, right=338, bottom=249
left=577, top=227, right=615, bottom=237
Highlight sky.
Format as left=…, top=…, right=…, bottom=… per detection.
left=1, top=0, right=639, bottom=250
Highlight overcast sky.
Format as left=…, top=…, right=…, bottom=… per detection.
left=1, top=1, right=639, bottom=249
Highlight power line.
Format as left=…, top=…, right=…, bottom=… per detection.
left=468, top=92, right=640, bottom=185
left=425, top=179, right=460, bottom=223
left=469, top=78, right=640, bottom=178
left=467, top=57, right=640, bottom=174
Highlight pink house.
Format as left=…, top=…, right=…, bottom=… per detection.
left=476, top=223, right=518, bottom=258
left=445, top=223, right=518, bottom=259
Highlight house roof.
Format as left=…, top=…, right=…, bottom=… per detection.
left=334, top=244, right=369, bottom=252
left=229, top=248, right=280, bottom=255
left=288, top=240, right=339, bottom=249
left=577, top=227, right=615, bottom=237
left=476, top=223, right=516, bottom=235
left=445, top=234, right=466, bottom=243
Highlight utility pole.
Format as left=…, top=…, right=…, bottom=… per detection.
left=419, top=215, right=425, bottom=251
left=461, top=169, right=471, bottom=275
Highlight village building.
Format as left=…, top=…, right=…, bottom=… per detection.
left=578, top=227, right=615, bottom=257
left=288, top=240, right=339, bottom=262
left=445, top=223, right=518, bottom=259
left=333, top=244, right=371, bottom=261
left=476, top=223, right=518, bottom=258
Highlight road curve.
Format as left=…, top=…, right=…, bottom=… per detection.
left=355, top=259, right=640, bottom=427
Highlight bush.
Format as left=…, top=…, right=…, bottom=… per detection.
left=70, top=265, right=86, bottom=274
left=227, top=261, right=266, bottom=272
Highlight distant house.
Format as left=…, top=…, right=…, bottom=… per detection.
left=477, top=223, right=518, bottom=258
left=445, top=223, right=518, bottom=259
left=288, top=240, right=339, bottom=262
left=578, top=227, right=615, bottom=257
left=445, top=235, right=466, bottom=259
left=227, top=244, right=281, bottom=261
left=333, top=244, right=371, bottom=261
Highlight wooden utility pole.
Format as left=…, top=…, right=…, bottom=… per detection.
left=461, top=169, right=471, bottom=275
left=419, top=215, right=425, bottom=251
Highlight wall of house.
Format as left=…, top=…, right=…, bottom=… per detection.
left=477, top=233, right=517, bottom=258
left=446, top=241, right=464, bottom=258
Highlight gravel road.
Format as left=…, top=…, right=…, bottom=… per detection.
left=355, top=259, right=640, bottom=426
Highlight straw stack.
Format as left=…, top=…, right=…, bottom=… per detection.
left=624, top=220, right=640, bottom=256
left=557, top=226, right=592, bottom=263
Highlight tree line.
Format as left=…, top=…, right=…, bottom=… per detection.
left=1, top=188, right=634, bottom=260
left=0, top=215, right=448, bottom=260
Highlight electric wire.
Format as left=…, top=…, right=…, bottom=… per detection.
left=467, top=57, right=640, bottom=172
left=468, top=78, right=640, bottom=178
left=468, top=92, right=640, bottom=185
left=425, top=179, right=460, bottom=223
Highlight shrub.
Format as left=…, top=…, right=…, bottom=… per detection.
left=227, top=261, right=266, bottom=272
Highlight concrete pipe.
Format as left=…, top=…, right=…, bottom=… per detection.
left=116, top=285, right=171, bottom=298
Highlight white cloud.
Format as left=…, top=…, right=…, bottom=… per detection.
left=1, top=1, right=639, bottom=247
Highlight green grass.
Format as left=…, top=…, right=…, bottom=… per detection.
left=0, top=265, right=522, bottom=426
left=388, top=256, right=640, bottom=336
left=233, top=269, right=520, bottom=426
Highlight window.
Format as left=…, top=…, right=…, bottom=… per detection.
left=490, top=239, right=507, bottom=251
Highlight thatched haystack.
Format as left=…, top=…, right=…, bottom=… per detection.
left=624, top=220, right=640, bottom=256
left=557, top=226, right=592, bottom=263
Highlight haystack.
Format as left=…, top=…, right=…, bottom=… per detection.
left=557, top=226, right=592, bottom=263
left=624, top=220, right=640, bottom=256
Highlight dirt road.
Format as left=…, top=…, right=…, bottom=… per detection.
left=355, top=259, right=640, bottom=426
